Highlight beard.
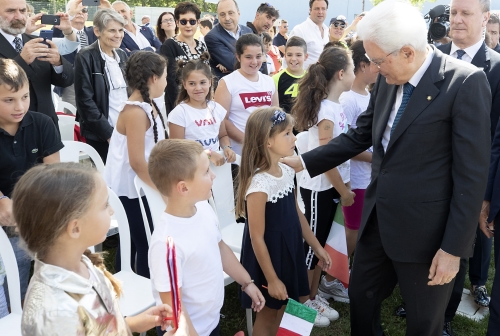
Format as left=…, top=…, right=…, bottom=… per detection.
left=0, top=16, right=26, bottom=35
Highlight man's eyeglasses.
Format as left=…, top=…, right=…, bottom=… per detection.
left=365, top=49, right=399, bottom=68
left=162, top=18, right=174, bottom=24
left=179, top=19, right=197, bottom=26
left=332, top=22, right=346, bottom=28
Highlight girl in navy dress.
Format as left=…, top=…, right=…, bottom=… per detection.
left=236, top=107, right=332, bottom=335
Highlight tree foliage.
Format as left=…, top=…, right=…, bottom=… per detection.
left=371, top=0, right=436, bottom=8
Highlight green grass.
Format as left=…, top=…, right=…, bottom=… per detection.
left=103, top=245, right=494, bottom=336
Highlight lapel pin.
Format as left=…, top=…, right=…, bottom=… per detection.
left=427, top=96, right=432, bottom=101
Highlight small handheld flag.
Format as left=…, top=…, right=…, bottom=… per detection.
left=166, top=236, right=182, bottom=329
left=277, top=299, right=317, bottom=336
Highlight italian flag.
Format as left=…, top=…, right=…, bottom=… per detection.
left=277, top=299, right=317, bottom=336
left=323, top=203, right=350, bottom=287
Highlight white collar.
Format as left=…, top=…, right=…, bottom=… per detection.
left=125, top=22, right=141, bottom=35
left=305, top=17, right=328, bottom=31
left=450, top=39, right=484, bottom=60
left=98, top=40, right=120, bottom=62
left=0, top=28, right=22, bottom=46
left=224, top=24, right=241, bottom=37
left=408, top=45, right=434, bottom=88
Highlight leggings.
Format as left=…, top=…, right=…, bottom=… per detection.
left=116, top=196, right=153, bottom=278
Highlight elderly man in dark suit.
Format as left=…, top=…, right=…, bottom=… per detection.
left=436, top=1, right=500, bottom=334
left=204, top=0, right=252, bottom=79
left=282, top=1, right=491, bottom=334
left=0, top=0, right=74, bottom=125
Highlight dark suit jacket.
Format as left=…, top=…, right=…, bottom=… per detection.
left=204, top=23, right=252, bottom=78
left=52, top=26, right=97, bottom=65
left=438, top=42, right=500, bottom=139
left=120, top=25, right=161, bottom=56
left=302, top=47, right=491, bottom=263
left=0, top=33, right=74, bottom=124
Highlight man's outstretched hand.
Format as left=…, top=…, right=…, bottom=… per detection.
left=280, top=156, right=304, bottom=173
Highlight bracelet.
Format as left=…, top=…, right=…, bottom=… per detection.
left=241, top=279, right=254, bottom=291
left=63, top=30, right=74, bottom=36
left=223, top=145, right=232, bottom=150
left=205, top=149, right=212, bottom=160
left=0, top=196, right=9, bottom=201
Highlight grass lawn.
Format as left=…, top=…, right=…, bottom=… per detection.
left=103, top=244, right=495, bottom=336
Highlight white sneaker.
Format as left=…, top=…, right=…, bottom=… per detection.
left=313, top=295, right=340, bottom=321
left=318, top=276, right=350, bottom=303
left=304, top=299, right=331, bottom=327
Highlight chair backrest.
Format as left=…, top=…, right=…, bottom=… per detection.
left=57, top=102, right=77, bottom=116
left=107, top=188, right=133, bottom=272
left=57, top=115, right=76, bottom=142
left=210, top=154, right=241, bottom=230
left=133, top=176, right=166, bottom=245
left=60, top=140, right=105, bottom=174
left=0, top=229, right=22, bottom=314
left=295, top=131, right=309, bottom=155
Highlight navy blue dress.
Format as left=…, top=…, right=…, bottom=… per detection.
left=239, top=163, right=310, bottom=309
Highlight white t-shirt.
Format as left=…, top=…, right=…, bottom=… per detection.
left=222, top=70, right=275, bottom=155
left=168, top=101, right=227, bottom=151
left=148, top=201, right=224, bottom=336
left=340, top=90, right=372, bottom=190
left=300, top=100, right=350, bottom=191
left=266, top=54, right=276, bottom=74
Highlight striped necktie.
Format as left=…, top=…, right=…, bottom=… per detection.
left=391, top=82, right=415, bottom=135
left=77, top=30, right=88, bottom=49
left=456, top=49, right=466, bottom=60
left=13, top=37, right=22, bottom=53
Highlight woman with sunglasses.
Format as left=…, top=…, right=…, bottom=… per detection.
left=328, top=16, right=349, bottom=48
left=160, top=2, right=207, bottom=115
left=156, top=12, right=178, bottom=43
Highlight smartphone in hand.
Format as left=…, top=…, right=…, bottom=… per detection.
left=41, top=15, right=60, bottom=25
left=39, top=30, right=53, bottom=48
left=82, top=0, right=101, bottom=6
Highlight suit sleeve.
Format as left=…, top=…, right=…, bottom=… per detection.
left=160, top=40, right=179, bottom=113
left=204, top=33, right=237, bottom=72
left=441, top=69, right=491, bottom=257
left=74, top=52, right=113, bottom=141
left=50, top=56, right=74, bottom=87
left=301, top=77, right=379, bottom=177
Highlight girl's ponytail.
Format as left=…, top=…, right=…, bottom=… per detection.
left=83, top=249, right=122, bottom=297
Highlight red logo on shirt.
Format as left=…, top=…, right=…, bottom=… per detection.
left=239, top=92, right=273, bottom=109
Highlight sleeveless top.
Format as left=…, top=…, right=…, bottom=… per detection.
left=104, top=101, right=165, bottom=199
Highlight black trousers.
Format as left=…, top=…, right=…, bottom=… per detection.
left=487, top=214, right=500, bottom=335
left=445, top=226, right=493, bottom=322
left=85, top=138, right=109, bottom=164
left=350, top=210, right=454, bottom=336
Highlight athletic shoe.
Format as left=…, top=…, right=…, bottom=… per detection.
left=318, top=276, right=350, bottom=303
left=303, top=299, right=331, bottom=327
left=471, top=285, right=490, bottom=307
left=304, top=296, right=339, bottom=322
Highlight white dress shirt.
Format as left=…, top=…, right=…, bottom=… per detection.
left=382, top=46, right=434, bottom=152
left=289, top=17, right=329, bottom=69
left=449, top=39, right=483, bottom=63
left=224, top=25, right=242, bottom=39
left=125, top=23, right=152, bottom=50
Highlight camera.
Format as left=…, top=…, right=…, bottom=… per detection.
left=425, top=5, right=450, bottom=43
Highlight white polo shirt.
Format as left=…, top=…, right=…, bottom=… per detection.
left=289, top=17, right=329, bottom=69
left=125, top=23, right=153, bottom=50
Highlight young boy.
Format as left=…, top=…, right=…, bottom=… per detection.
left=272, top=36, right=309, bottom=116
left=148, top=139, right=265, bottom=336
left=263, top=32, right=277, bottom=76
left=0, top=58, right=63, bottom=310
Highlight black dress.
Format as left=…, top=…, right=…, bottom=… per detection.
left=159, top=36, right=207, bottom=115
left=239, top=163, right=310, bottom=309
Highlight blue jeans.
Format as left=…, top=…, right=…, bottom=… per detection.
left=3, top=236, right=32, bottom=304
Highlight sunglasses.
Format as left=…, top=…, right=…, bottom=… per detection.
left=332, top=22, right=346, bottom=28
left=179, top=19, right=197, bottom=26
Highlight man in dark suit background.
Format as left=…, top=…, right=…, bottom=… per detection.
left=204, top=0, right=252, bottom=79
left=0, top=0, right=74, bottom=125
left=437, top=1, right=500, bottom=334
left=283, top=1, right=491, bottom=334
left=487, top=13, right=500, bottom=53
left=112, top=1, right=161, bottom=55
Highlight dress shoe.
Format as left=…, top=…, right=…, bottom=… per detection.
left=442, top=322, right=454, bottom=336
left=394, top=303, right=406, bottom=318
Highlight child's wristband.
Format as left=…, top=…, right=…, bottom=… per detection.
left=223, top=145, right=232, bottom=150
left=241, top=279, right=254, bottom=291
left=205, top=149, right=212, bottom=160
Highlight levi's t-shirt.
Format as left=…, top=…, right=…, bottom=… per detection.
left=168, top=101, right=227, bottom=151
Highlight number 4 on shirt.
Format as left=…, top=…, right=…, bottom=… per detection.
left=284, top=83, right=299, bottom=98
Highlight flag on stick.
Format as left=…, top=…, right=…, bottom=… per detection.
left=323, top=203, right=350, bottom=287
left=277, top=299, right=317, bottom=336
left=166, top=236, right=182, bottom=329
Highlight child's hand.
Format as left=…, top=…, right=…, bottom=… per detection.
left=223, top=147, right=236, bottom=163
left=315, top=246, right=332, bottom=272
left=340, top=190, right=355, bottom=207
left=163, top=311, right=190, bottom=335
left=126, top=304, right=173, bottom=333
left=243, top=283, right=266, bottom=312
left=210, top=151, right=226, bottom=166
left=268, top=279, right=288, bottom=301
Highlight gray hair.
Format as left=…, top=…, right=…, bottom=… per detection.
left=480, top=0, right=491, bottom=12
left=93, top=8, right=125, bottom=32
left=111, top=1, right=130, bottom=11
left=357, top=0, right=428, bottom=54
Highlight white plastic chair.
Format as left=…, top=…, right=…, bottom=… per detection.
left=295, top=131, right=309, bottom=155
left=57, top=114, right=76, bottom=142
left=133, top=176, right=166, bottom=245
left=57, top=101, right=77, bottom=116
left=210, top=154, right=244, bottom=254
left=60, top=140, right=105, bottom=174
left=0, top=229, right=22, bottom=335
left=107, top=188, right=155, bottom=331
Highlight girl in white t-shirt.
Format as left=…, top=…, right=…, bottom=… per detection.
left=292, top=47, right=356, bottom=316
left=169, top=53, right=236, bottom=166
left=105, top=52, right=168, bottom=278
left=339, top=40, right=378, bottom=258
left=214, top=34, right=279, bottom=155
